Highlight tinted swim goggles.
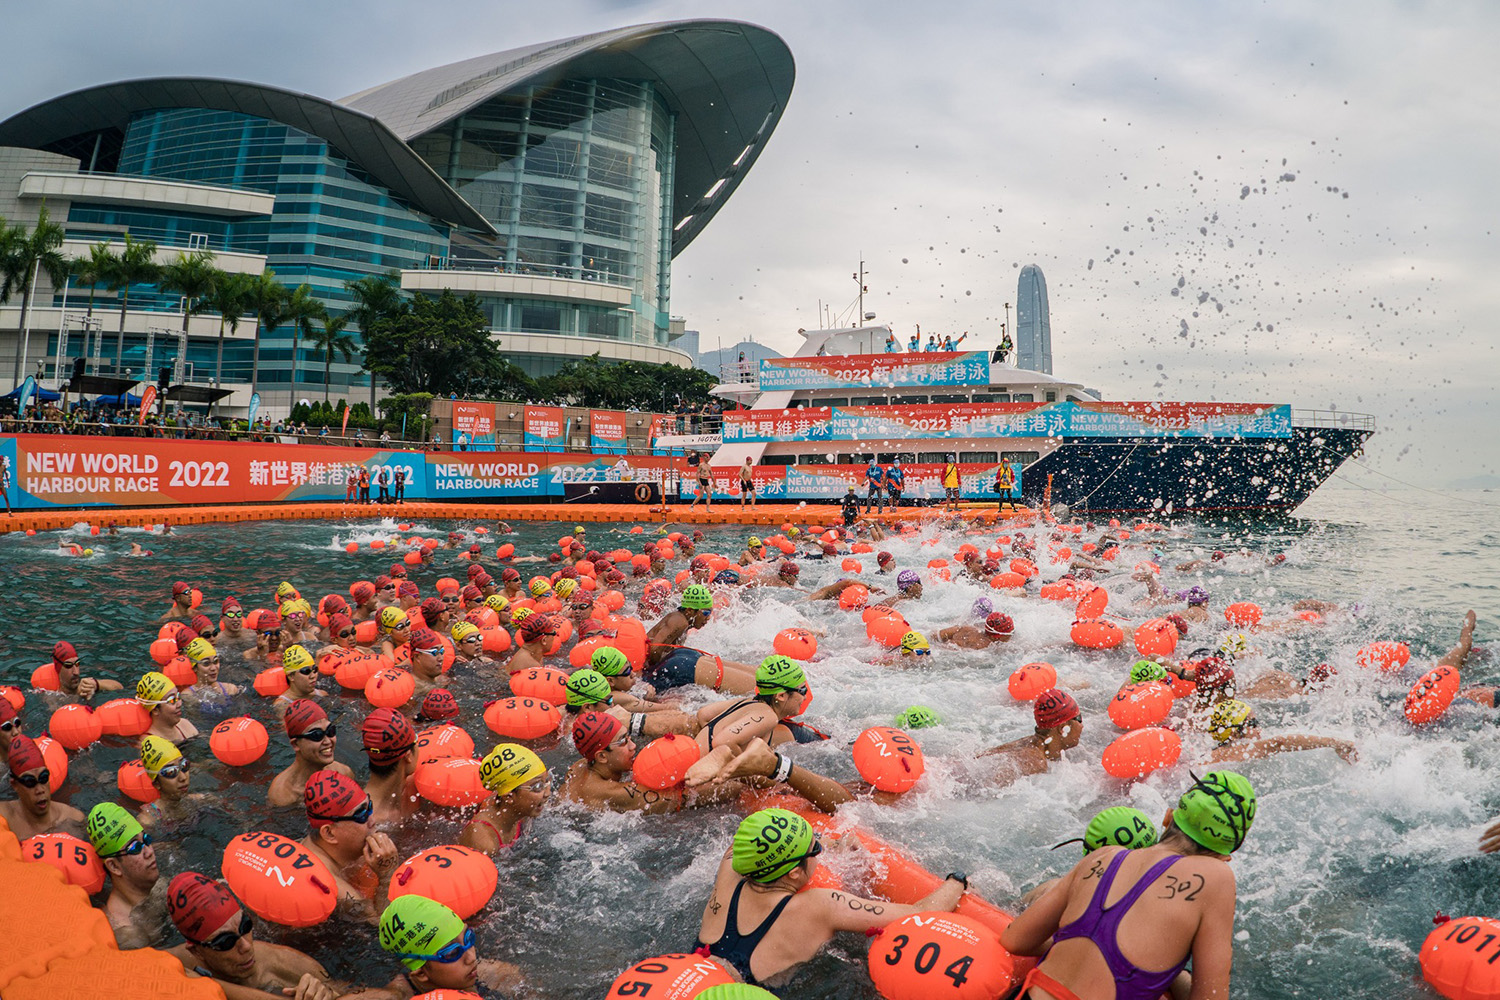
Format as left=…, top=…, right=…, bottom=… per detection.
left=308, top=796, right=373, bottom=825
left=194, top=912, right=254, bottom=952
left=103, top=833, right=153, bottom=859
left=293, top=666, right=316, bottom=676
left=157, top=760, right=191, bottom=780
left=396, top=927, right=475, bottom=965
left=741, top=838, right=824, bottom=881
left=295, top=725, right=336, bottom=743
left=11, top=769, right=49, bottom=788
left=0, top=719, right=19, bottom=733
left=336, top=629, right=355, bottom=639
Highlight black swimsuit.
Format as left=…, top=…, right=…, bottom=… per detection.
left=700, top=699, right=756, bottom=748
left=696, top=880, right=794, bottom=985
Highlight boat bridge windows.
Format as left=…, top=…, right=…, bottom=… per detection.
left=1002, top=451, right=1040, bottom=467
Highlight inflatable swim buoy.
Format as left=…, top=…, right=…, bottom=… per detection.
left=841, top=558, right=863, bottom=573
left=1224, top=602, right=1263, bottom=627
left=632, top=734, right=703, bottom=791
left=1, top=684, right=23, bottom=711
left=30, top=662, right=62, bottom=691
left=389, top=845, right=497, bottom=920
left=1357, top=641, right=1411, bottom=672
left=483, top=697, right=561, bottom=740
left=773, top=628, right=819, bottom=661
left=222, top=832, right=336, bottom=927
left=1070, top=619, right=1125, bottom=650
left=365, top=668, right=415, bottom=709
left=1133, top=619, right=1180, bottom=658
left=852, top=726, right=925, bottom=793
left=22, top=833, right=105, bottom=894
left=839, top=585, right=871, bottom=611
left=162, top=654, right=197, bottom=689
left=148, top=639, right=177, bottom=667
left=253, top=666, right=289, bottom=698
left=48, top=704, right=102, bottom=751
left=33, top=736, right=67, bottom=792
left=1420, top=915, right=1500, bottom=1000
left=989, top=571, right=1028, bottom=590
left=211, top=717, right=270, bottom=766
left=1405, top=665, right=1460, bottom=726
left=1102, top=727, right=1182, bottom=779
left=415, top=724, right=475, bottom=767
left=604, top=955, right=734, bottom=1000
left=479, top=626, right=513, bottom=655
left=1107, top=682, right=1174, bottom=731
left=1076, top=586, right=1109, bottom=619
left=116, top=760, right=159, bottom=803
left=509, top=667, right=568, bottom=706
left=334, top=652, right=383, bottom=691
left=415, top=757, right=490, bottom=807
left=1007, top=663, right=1057, bottom=701
left=1010, top=558, right=1038, bottom=579
left=867, top=614, right=911, bottom=649
left=867, top=910, right=1015, bottom=1000
left=96, top=698, right=151, bottom=738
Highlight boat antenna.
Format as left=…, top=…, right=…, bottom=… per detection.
left=853, top=257, right=868, bottom=328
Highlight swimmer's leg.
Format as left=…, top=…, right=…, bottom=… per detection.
left=1439, top=610, right=1477, bottom=669
left=697, top=656, right=756, bottom=695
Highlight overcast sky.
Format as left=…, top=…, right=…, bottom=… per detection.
left=5, top=1, right=1496, bottom=485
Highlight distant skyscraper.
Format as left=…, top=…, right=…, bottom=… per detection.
left=1015, top=264, right=1052, bottom=374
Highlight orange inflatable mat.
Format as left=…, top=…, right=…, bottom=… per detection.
left=4, top=948, right=225, bottom=1000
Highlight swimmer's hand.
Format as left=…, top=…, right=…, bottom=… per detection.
left=76, top=677, right=98, bottom=700
left=363, top=832, right=398, bottom=874
left=282, top=973, right=337, bottom=1000
left=1480, top=818, right=1500, bottom=854
left=1332, top=740, right=1359, bottom=764
left=683, top=744, right=740, bottom=788
left=703, top=738, right=780, bottom=786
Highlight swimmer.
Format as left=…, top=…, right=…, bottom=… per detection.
left=314, top=613, right=361, bottom=664
left=378, top=895, right=521, bottom=998
left=1174, top=550, right=1228, bottom=574
left=375, top=606, right=412, bottom=660
left=1146, top=580, right=1212, bottom=623
left=86, top=803, right=164, bottom=948
left=268, top=700, right=354, bottom=806
left=273, top=645, right=327, bottom=720
left=165, top=872, right=366, bottom=1000
left=158, top=580, right=196, bottom=621
left=684, top=736, right=854, bottom=814
left=449, top=621, right=488, bottom=666
left=1205, top=700, right=1358, bottom=763
left=0, top=698, right=22, bottom=766
left=349, top=582, right=378, bottom=623
left=137, top=671, right=200, bottom=744
left=561, top=711, right=729, bottom=814
left=504, top=612, right=556, bottom=675
left=373, top=574, right=399, bottom=609
left=250, top=610, right=286, bottom=663
left=127, top=542, right=152, bottom=557
left=461, top=743, right=551, bottom=854
left=181, top=638, right=241, bottom=713
left=749, top=561, right=803, bottom=590
left=405, top=628, right=450, bottom=706
left=886, top=570, right=924, bottom=604
left=804, top=578, right=884, bottom=602
left=1021, top=806, right=1161, bottom=908
left=298, top=769, right=399, bottom=923
left=979, top=688, right=1084, bottom=787
left=360, top=708, right=419, bottom=827
left=499, top=568, right=523, bottom=601
left=1002, top=771, right=1257, bottom=1000
left=279, top=599, right=318, bottom=645
left=562, top=668, right=698, bottom=741
left=0, top=736, right=84, bottom=839
left=48, top=640, right=123, bottom=702
left=418, top=596, right=451, bottom=635
left=694, top=808, right=968, bottom=988
left=693, top=656, right=812, bottom=754
left=217, top=598, right=250, bottom=645
left=137, top=735, right=208, bottom=828
left=875, top=551, right=895, bottom=574
left=396, top=581, right=420, bottom=610
left=739, top=536, right=769, bottom=566
left=644, top=586, right=758, bottom=694
left=938, top=612, right=1015, bottom=649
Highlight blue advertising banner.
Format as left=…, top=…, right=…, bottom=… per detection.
left=757, top=352, right=990, bottom=391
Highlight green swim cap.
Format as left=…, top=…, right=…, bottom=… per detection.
left=681, top=584, right=714, bottom=611
left=732, top=808, right=818, bottom=883
left=895, top=706, right=942, bottom=729
left=755, top=655, right=806, bottom=697
left=87, top=802, right=144, bottom=858
left=379, top=895, right=467, bottom=971
left=1083, top=806, right=1159, bottom=854
left=564, top=669, right=613, bottom=708
left=1174, top=770, right=1257, bottom=855
left=590, top=646, right=631, bottom=677
left=1129, top=660, right=1169, bottom=684
left=698, top=985, right=780, bottom=1000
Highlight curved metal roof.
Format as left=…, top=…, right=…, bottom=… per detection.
left=0, top=77, right=495, bottom=233
left=341, top=19, right=795, bottom=254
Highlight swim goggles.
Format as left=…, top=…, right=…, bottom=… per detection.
left=1186, top=770, right=1253, bottom=853
left=308, top=797, right=373, bottom=826
left=740, top=838, right=824, bottom=881
left=295, top=725, right=337, bottom=743
left=102, top=833, right=153, bottom=859
left=157, top=761, right=191, bottom=780
left=0, top=719, right=19, bottom=733
left=336, top=629, right=355, bottom=639
left=293, top=666, right=316, bottom=677
left=418, top=645, right=445, bottom=659
left=396, top=927, right=475, bottom=965
left=59, top=659, right=81, bottom=669
left=11, top=769, right=49, bottom=788
left=194, top=912, right=254, bottom=952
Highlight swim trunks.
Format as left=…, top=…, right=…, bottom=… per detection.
left=645, top=647, right=702, bottom=691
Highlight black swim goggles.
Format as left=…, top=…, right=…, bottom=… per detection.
left=741, top=838, right=824, bottom=882
left=307, top=797, right=373, bottom=825
left=12, top=769, right=49, bottom=788
left=193, top=912, right=254, bottom=952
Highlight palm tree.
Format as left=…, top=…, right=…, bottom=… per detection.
left=244, top=270, right=287, bottom=398
left=204, top=271, right=252, bottom=387
left=107, top=233, right=160, bottom=377
left=158, top=251, right=219, bottom=383
left=281, top=283, right=325, bottom=396
left=306, top=314, right=356, bottom=402
left=72, top=242, right=117, bottom=322
left=5, top=204, right=68, bottom=387
left=345, top=271, right=404, bottom=410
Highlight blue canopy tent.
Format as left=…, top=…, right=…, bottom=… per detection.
left=91, top=392, right=142, bottom=406
left=0, top=385, right=61, bottom=402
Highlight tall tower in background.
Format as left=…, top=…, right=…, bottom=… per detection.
left=1015, top=264, right=1052, bottom=374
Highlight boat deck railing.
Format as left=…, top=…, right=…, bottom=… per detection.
left=1291, top=408, right=1376, bottom=431
left=718, top=361, right=760, bottom=387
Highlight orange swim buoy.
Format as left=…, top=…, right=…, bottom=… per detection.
left=989, top=571, right=1028, bottom=590
left=333, top=652, right=383, bottom=691
left=480, top=627, right=512, bottom=655
left=1107, top=682, right=1175, bottom=731
left=222, top=832, right=337, bottom=927
left=483, top=697, right=562, bottom=740
left=1039, top=580, right=1075, bottom=601
left=1071, top=618, right=1125, bottom=650
left=1419, top=915, right=1500, bottom=1000
left=773, top=628, right=819, bottom=661
left=1133, top=619, right=1180, bottom=658
left=415, top=724, right=475, bottom=767
left=414, top=757, right=490, bottom=807
left=1357, top=641, right=1411, bottom=672
left=211, top=717, right=270, bottom=766
left=632, top=734, right=703, bottom=791
left=509, top=667, right=568, bottom=706
left=29, top=663, right=61, bottom=691
left=148, top=639, right=177, bottom=666
left=839, top=584, right=870, bottom=611
left=389, top=845, right=498, bottom=920
left=48, top=704, right=103, bottom=751
left=841, top=558, right=864, bottom=573
left=1102, top=727, right=1182, bottom=779
left=162, top=655, right=197, bottom=689
left=1010, top=558, right=1038, bottom=579
left=354, top=620, right=380, bottom=645
left=852, top=726, right=925, bottom=793
left=1007, top=662, right=1058, bottom=701
left=365, top=668, right=415, bottom=709
left=22, top=833, right=105, bottom=894
left=116, top=760, right=159, bottom=803
left=604, top=955, right=733, bottom=1000
left=253, top=666, right=290, bottom=698
left=867, top=613, right=910, bottom=649
left=1, top=684, right=24, bottom=711
left=1405, top=665, right=1460, bottom=726
left=1225, top=602, right=1263, bottom=627
left=867, top=910, right=1015, bottom=1000
left=1076, top=586, right=1109, bottom=619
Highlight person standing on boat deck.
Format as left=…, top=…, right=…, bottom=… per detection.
left=740, top=457, right=757, bottom=508
left=840, top=487, right=861, bottom=528
left=884, top=333, right=898, bottom=352
left=926, top=335, right=938, bottom=351
left=942, top=454, right=962, bottom=511
left=908, top=332, right=920, bottom=351
left=942, top=335, right=954, bottom=351
left=885, top=460, right=904, bottom=507
left=864, top=459, right=885, bottom=514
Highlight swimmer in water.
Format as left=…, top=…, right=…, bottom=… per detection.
left=298, top=769, right=399, bottom=923
left=692, top=656, right=813, bottom=754
left=47, top=640, right=123, bottom=702
left=137, top=735, right=206, bottom=828
left=181, top=639, right=241, bottom=713
left=0, top=736, right=84, bottom=838
left=561, top=668, right=698, bottom=741
left=373, top=574, right=399, bottom=609
left=739, top=536, right=770, bottom=566
left=750, top=561, right=803, bottom=591
left=804, top=577, right=884, bottom=602
left=505, top=612, right=556, bottom=674
left=166, top=872, right=367, bottom=1000
left=405, top=628, right=451, bottom=706
left=1021, top=806, right=1162, bottom=908
left=694, top=807, right=968, bottom=988
left=360, top=708, right=419, bottom=827
left=499, top=568, right=523, bottom=601
left=979, top=688, right=1084, bottom=787
left=268, top=700, right=354, bottom=807
left=1204, top=699, right=1358, bottom=763
left=137, top=671, right=199, bottom=744
left=273, top=645, right=327, bottom=720
left=86, top=803, right=165, bottom=948
left=449, top=621, right=488, bottom=666
left=885, top=570, right=924, bottom=604
left=216, top=597, right=250, bottom=646
left=378, top=895, right=522, bottom=998
left=1002, top=771, right=1257, bottom=1000
left=158, top=580, right=196, bottom=621
left=349, top=582, right=378, bottom=623
left=461, top=743, right=551, bottom=854
left=643, top=586, right=758, bottom=694
left=938, top=612, right=1015, bottom=649
left=375, top=606, right=412, bottom=660
left=0, top=698, right=22, bottom=767
left=279, top=599, right=318, bottom=645
left=250, top=610, right=285, bottom=663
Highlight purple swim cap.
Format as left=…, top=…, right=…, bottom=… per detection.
left=897, top=570, right=920, bottom=589
left=971, top=597, right=994, bottom=618
left=1177, top=586, right=1209, bottom=606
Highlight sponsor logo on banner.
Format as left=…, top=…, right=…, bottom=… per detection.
left=721, top=408, right=833, bottom=443
left=523, top=406, right=566, bottom=449
left=452, top=401, right=498, bottom=451
left=757, top=351, right=990, bottom=390
left=589, top=410, right=628, bottom=454
left=138, top=385, right=157, bottom=424
left=247, top=391, right=261, bottom=428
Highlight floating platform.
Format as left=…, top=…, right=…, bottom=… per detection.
left=0, top=501, right=1035, bottom=535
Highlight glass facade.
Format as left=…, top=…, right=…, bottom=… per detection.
left=408, top=78, right=675, bottom=345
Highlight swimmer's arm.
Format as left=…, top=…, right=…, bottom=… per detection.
left=1187, top=869, right=1236, bottom=1000
left=821, top=876, right=965, bottom=934
left=1000, top=862, right=1078, bottom=957
left=936, top=626, right=961, bottom=642
left=95, top=678, right=124, bottom=691
left=596, top=781, right=682, bottom=815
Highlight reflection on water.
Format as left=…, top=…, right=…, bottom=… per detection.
left=0, top=489, right=1496, bottom=998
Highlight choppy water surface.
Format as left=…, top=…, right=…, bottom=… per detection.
left=1, top=487, right=1497, bottom=999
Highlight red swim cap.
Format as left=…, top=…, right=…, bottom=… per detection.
left=603, top=569, right=625, bottom=584
left=351, top=583, right=376, bottom=605
left=690, top=556, right=710, bottom=570
left=876, top=552, right=895, bottom=566
left=0, top=699, right=16, bottom=724
left=283, top=699, right=328, bottom=739
left=461, top=584, right=482, bottom=604
left=419, top=689, right=459, bottom=722
left=573, top=710, right=622, bottom=761
left=501, top=568, right=521, bottom=583
left=328, top=612, right=353, bottom=636
left=191, top=614, right=214, bottom=635
left=172, top=582, right=191, bottom=596
left=1033, top=688, right=1081, bottom=729
left=398, top=581, right=419, bottom=598
left=466, top=564, right=485, bottom=581
left=256, top=611, right=282, bottom=631
left=360, top=708, right=415, bottom=764
left=171, top=624, right=199, bottom=650
left=464, top=609, right=488, bottom=628
left=1194, top=660, right=1236, bottom=693
left=321, top=594, right=349, bottom=615
left=468, top=544, right=482, bottom=554
left=7, top=735, right=45, bottom=775
left=779, top=561, right=800, bottom=578
left=52, top=641, right=77, bottom=666
left=984, top=613, right=1015, bottom=636
left=1164, top=613, right=1189, bottom=636
left=304, top=769, right=368, bottom=827
left=472, top=573, right=492, bottom=589
left=374, top=575, right=393, bottom=590
left=419, top=598, right=446, bottom=623
left=559, top=567, right=579, bottom=580
left=408, top=628, right=440, bottom=652
left=167, top=872, right=241, bottom=944
left=221, top=597, right=242, bottom=614
left=519, top=614, right=557, bottom=642
left=389, top=563, right=408, bottom=579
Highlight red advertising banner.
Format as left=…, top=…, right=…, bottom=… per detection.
left=523, top=406, right=567, bottom=449
left=589, top=410, right=628, bottom=450
left=453, top=402, right=496, bottom=437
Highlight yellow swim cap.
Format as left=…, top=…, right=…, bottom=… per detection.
left=451, top=622, right=481, bottom=643
left=748, top=536, right=762, bottom=548
left=554, top=578, right=578, bottom=599
left=378, top=607, right=409, bottom=632
left=276, top=581, right=299, bottom=600
left=511, top=607, right=534, bottom=626
left=282, top=644, right=315, bottom=675
left=136, top=671, right=177, bottom=706
left=141, top=734, right=184, bottom=778
left=184, top=637, right=218, bottom=665
left=900, top=630, right=931, bottom=655
left=528, top=578, right=552, bottom=597
left=479, top=743, right=548, bottom=795
left=1208, top=699, right=1257, bottom=743
left=484, top=594, right=510, bottom=613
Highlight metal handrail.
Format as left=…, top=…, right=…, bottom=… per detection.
left=1290, top=408, right=1376, bottom=431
